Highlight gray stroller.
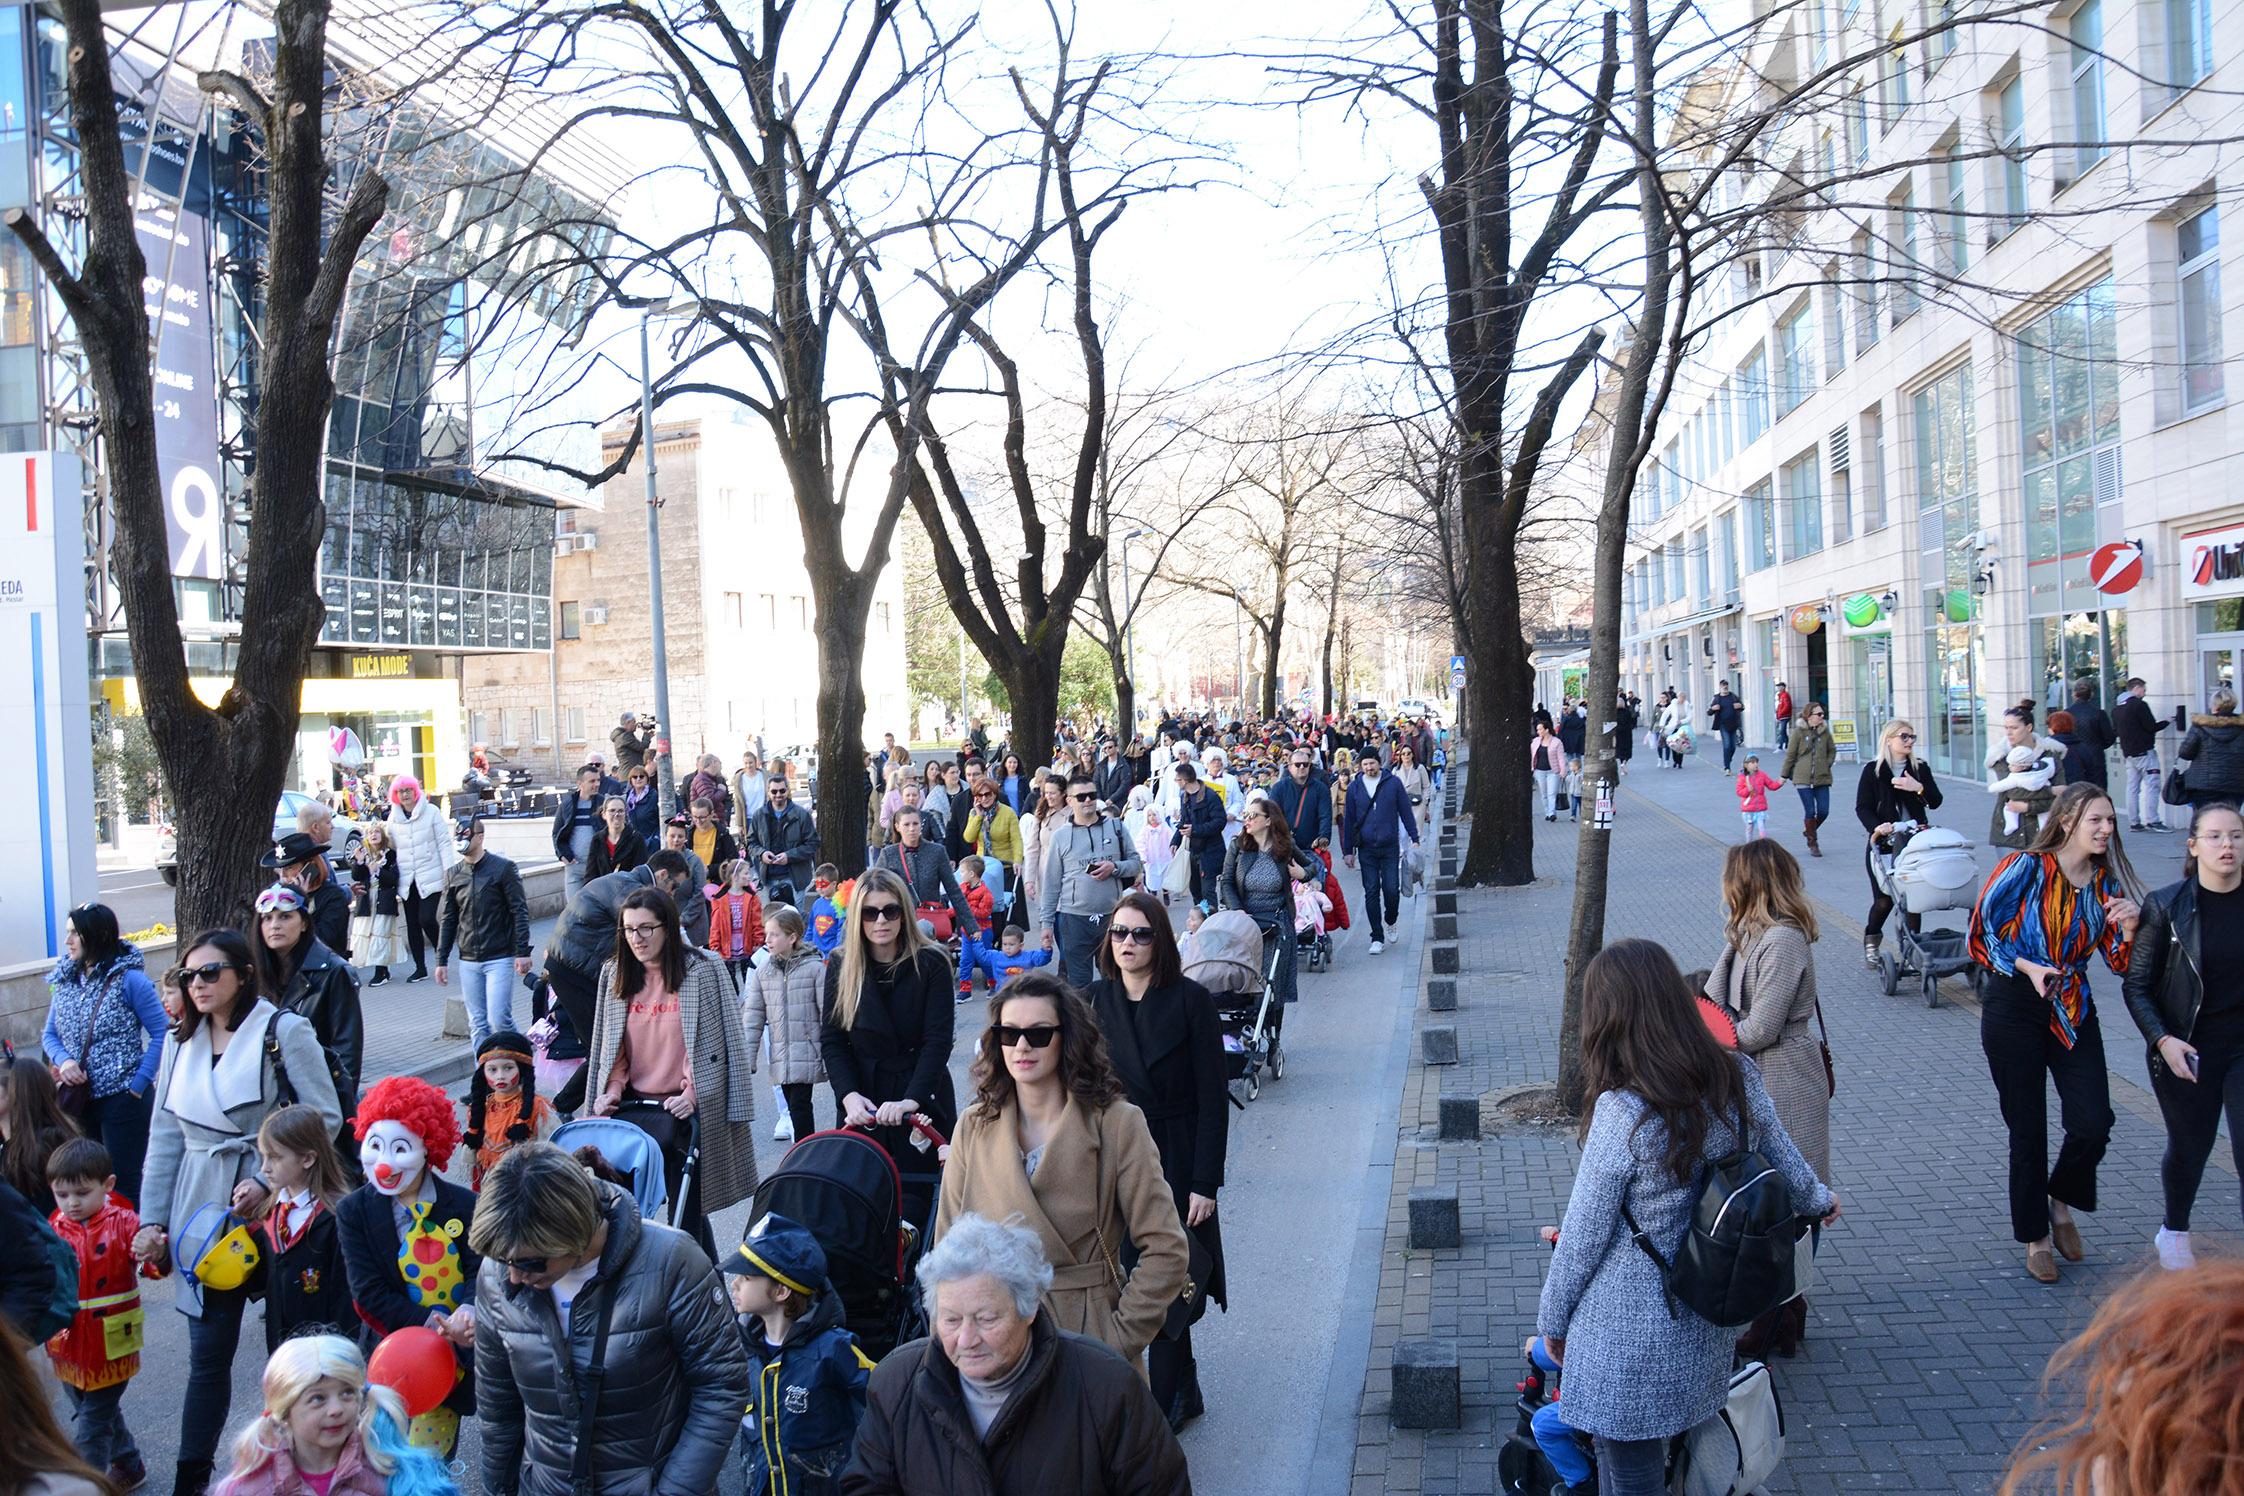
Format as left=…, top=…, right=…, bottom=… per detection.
left=1870, top=823, right=1981, bottom=1007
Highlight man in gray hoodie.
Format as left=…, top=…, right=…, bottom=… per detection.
left=1039, top=772, right=1144, bottom=986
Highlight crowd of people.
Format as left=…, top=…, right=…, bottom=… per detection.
left=5, top=703, right=1447, bottom=1496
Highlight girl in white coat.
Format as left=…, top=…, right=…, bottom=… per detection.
left=385, top=776, right=458, bottom=983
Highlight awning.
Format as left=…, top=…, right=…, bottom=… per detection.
left=1624, top=600, right=1741, bottom=647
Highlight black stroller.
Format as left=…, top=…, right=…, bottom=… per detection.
left=747, top=1117, right=948, bottom=1359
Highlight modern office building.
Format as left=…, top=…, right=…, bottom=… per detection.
left=459, top=408, right=910, bottom=781
left=1617, top=0, right=2242, bottom=779
left=15, top=4, right=622, bottom=796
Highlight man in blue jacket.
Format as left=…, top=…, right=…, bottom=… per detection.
left=1270, top=743, right=1333, bottom=849
left=1341, top=751, right=1420, bottom=954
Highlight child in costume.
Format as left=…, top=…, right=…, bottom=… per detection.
left=45, top=1138, right=145, bottom=1488
left=806, top=866, right=844, bottom=957
left=335, top=1077, right=479, bottom=1455
left=252, top=1104, right=356, bottom=1350
left=460, top=1032, right=557, bottom=1188
left=1734, top=756, right=1786, bottom=841
left=1133, top=788, right=1174, bottom=897
left=954, top=857, right=998, bottom=1000
left=212, top=1334, right=457, bottom=1496
left=966, top=925, right=1053, bottom=992
left=725, top=1213, right=872, bottom=1496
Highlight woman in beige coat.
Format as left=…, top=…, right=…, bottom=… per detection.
left=587, top=885, right=758, bottom=1254
left=1708, top=838, right=1831, bottom=1358
left=934, top=971, right=1189, bottom=1368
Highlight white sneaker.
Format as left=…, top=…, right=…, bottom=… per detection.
left=2156, top=1227, right=2196, bottom=1271
left=1369, top=940, right=1385, bottom=955
left=773, top=1118, right=794, bottom=1142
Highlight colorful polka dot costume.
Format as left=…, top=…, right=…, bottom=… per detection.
left=396, top=1201, right=469, bottom=1452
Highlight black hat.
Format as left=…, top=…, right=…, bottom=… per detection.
left=259, top=831, right=325, bottom=869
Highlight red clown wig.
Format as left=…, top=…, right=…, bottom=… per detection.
left=352, top=1075, right=462, bottom=1172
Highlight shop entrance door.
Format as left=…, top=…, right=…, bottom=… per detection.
left=1851, top=636, right=1893, bottom=750
left=1805, top=628, right=1830, bottom=716
left=2204, top=641, right=2240, bottom=712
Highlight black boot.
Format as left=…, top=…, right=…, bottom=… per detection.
left=173, top=1460, right=214, bottom=1496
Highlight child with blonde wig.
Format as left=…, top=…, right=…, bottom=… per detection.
left=214, top=1335, right=455, bottom=1496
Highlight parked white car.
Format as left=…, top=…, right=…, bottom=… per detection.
left=157, top=791, right=366, bottom=887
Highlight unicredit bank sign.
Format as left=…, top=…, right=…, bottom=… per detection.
left=2182, top=520, right=2244, bottom=600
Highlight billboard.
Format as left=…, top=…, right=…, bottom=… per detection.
left=135, top=193, right=223, bottom=581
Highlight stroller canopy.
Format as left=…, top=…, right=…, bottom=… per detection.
left=1183, top=909, right=1266, bottom=995
left=550, top=1117, right=669, bottom=1218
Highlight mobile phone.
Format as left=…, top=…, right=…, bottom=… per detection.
left=2186, top=1049, right=2202, bottom=1080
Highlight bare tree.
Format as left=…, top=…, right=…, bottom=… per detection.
left=1075, top=379, right=1203, bottom=735
left=10, top=0, right=389, bottom=935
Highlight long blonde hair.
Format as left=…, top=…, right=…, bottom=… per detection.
left=1722, top=839, right=1820, bottom=948
left=216, top=1337, right=408, bottom=1493
left=832, top=867, right=937, bottom=1031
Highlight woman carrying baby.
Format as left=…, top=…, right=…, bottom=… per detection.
left=1987, top=703, right=2065, bottom=851
left=1855, top=720, right=1943, bottom=971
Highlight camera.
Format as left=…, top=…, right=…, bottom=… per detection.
left=638, top=713, right=659, bottom=731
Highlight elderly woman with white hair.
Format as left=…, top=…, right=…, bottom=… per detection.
left=840, top=1213, right=1188, bottom=1495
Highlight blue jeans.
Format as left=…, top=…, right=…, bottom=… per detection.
left=1795, top=784, right=1830, bottom=822
left=66, top=1381, right=137, bottom=1469
left=1593, top=1435, right=1670, bottom=1495
left=1719, top=727, right=1741, bottom=769
left=1776, top=716, right=1790, bottom=749
left=1358, top=846, right=1402, bottom=940
left=86, top=1086, right=153, bottom=1210
left=457, top=957, right=520, bottom=1049
left=1054, top=912, right=1103, bottom=987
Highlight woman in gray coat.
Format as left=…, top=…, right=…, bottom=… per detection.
left=1537, top=940, right=1837, bottom=1496
left=1708, top=840, right=1831, bottom=1358
left=131, top=928, right=342, bottom=1496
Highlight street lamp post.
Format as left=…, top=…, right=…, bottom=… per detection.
left=630, top=298, right=695, bottom=820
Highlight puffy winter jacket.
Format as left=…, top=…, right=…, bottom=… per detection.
left=744, top=950, right=827, bottom=1086
left=2179, top=715, right=2244, bottom=797
left=388, top=799, right=459, bottom=899
left=838, top=1312, right=1187, bottom=1496
left=476, top=1180, right=751, bottom=1496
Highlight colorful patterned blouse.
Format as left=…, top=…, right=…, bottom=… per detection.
left=1969, top=851, right=2133, bottom=1047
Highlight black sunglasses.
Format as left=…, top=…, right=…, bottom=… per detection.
left=1070, top=791, right=1096, bottom=801
left=861, top=903, right=904, bottom=922
left=497, top=1253, right=549, bottom=1275
left=179, top=961, right=240, bottom=985
left=993, top=1024, right=1062, bottom=1049
left=1109, top=925, right=1156, bottom=945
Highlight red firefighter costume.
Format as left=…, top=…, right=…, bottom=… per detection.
left=45, top=1199, right=145, bottom=1390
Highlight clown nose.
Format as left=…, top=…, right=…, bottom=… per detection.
left=374, top=1164, right=398, bottom=1185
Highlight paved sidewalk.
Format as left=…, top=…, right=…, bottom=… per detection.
left=1345, top=759, right=2237, bottom=1496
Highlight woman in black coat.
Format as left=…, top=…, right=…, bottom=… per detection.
left=1854, top=718, right=1943, bottom=971
left=251, top=883, right=365, bottom=1114
left=820, top=867, right=956, bottom=1228
left=1088, top=889, right=1229, bottom=1431
left=1614, top=693, right=1637, bottom=774
left=585, top=797, right=649, bottom=879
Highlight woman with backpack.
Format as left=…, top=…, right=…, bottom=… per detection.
left=1536, top=939, right=1838, bottom=1496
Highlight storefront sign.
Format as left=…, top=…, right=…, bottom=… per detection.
left=1831, top=719, right=1859, bottom=758
left=1788, top=604, right=1824, bottom=635
left=2183, top=521, right=2244, bottom=600
left=136, top=197, right=223, bottom=582
left=349, top=653, right=412, bottom=680
left=2090, top=540, right=2144, bottom=595
left=1841, top=593, right=1882, bottom=629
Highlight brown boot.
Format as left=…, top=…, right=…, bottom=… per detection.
left=1803, top=815, right=1823, bottom=857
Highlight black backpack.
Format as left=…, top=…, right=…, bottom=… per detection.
left=1622, top=1113, right=1805, bottom=1328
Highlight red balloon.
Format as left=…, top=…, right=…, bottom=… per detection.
left=367, top=1326, right=456, bottom=1417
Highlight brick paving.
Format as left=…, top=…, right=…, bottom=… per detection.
left=1345, top=753, right=2237, bottom=1496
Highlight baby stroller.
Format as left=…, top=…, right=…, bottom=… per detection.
left=1498, top=1339, right=1787, bottom=1496
left=748, top=1117, right=948, bottom=1360
left=1869, top=823, right=1980, bottom=1008
left=1185, top=909, right=1281, bottom=1104
left=550, top=1111, right=699, bottom=1226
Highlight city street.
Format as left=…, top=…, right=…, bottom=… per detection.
left=38, top=847, right=1431, bottom=1496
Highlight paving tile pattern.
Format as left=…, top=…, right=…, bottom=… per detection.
left=1348, top=754, right=2235, bottom=1496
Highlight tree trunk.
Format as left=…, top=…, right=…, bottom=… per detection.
left=996, top=640, right=1065, bottom=780
left=810, top=568, right=874, bottom=879
left=1261, top=594, right=1286, bottom=719
left=1112, top=666, right=1136, bottom=743
left=1458, top=429, right=1534, bottom=886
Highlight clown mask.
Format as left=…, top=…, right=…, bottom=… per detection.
left=361, top=1119, right=429, bottom=1197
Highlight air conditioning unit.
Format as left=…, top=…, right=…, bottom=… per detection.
left=575, top=530, right=599, bottom=552
left=584, top=603, right=609, bottom=626
left=553, top=532, right=602, bottom=555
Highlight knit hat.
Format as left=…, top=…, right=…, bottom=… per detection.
left=723, top=1212, right=828, bottom=1297
left=463, top=1029, right=539, bottom=1153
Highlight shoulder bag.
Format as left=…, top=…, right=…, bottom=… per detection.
left=53, top=975, right=117, bottom=1121
left=1090, top=1110, right=1212, bottom=1342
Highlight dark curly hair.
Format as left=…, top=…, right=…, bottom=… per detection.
left=966, top=971, right=1125, bottom=1122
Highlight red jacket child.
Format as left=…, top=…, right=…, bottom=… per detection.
left=47, top=1197, right=143, bottom=1391
left=708, top=884, right=766, bottom=962
left=964, top=880, right=996, bottom=938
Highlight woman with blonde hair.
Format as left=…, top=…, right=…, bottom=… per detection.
left=1707, top=838, right=1830, bottom=1358
left=1854, top=717, right=1944, bottom=970
left=819, top=866, right=956, bottom=1224
left=349, top=824, right=408, bottom=987
left=1999, top=1259, right=2244, bottom=1495
left=211, top=1335, right=454, bottom=1496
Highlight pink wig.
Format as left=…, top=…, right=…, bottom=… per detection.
left=388, top=775, right=424, bottom=806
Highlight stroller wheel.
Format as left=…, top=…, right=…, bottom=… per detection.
left=1924, top=971, right=1942, bottom=1008
left=1245, top=1072, right=1261, bottom=1103
left=1877, top=951, right=1899, bottom=997
left=1270, top=1042, right=1285, bottom=1080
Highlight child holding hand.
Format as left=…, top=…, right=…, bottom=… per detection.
left=45, top=1138, right=145, bottom=1490
left=1735, top=756, right=1785, bottom=840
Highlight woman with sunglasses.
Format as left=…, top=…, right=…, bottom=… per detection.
left=1219, top=795, right=1314, bottom=1053
left=935, top=972, right=1188, bottom=1372
left=1855, top=718, right=1944, bottom=972
left=821, top=867, right=959, bottom=1226
left=249, top=883, right=365, bottom=1119
left=584, top=886, right=757, bottom=1254
left=1088, top=892, right=1229, bottom=1429
left=135, top=929, right=342, bottom=1496
left=1779, top=701, right=1836, bottom=856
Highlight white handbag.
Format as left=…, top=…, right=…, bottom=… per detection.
left=1160, top=847, right=1193, bottom=896
left=1672, top=1360, right=1785, bottom=1496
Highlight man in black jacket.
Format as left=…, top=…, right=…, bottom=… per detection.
left=2115, top=676, right=2171, bottom=831
left=746, top=773, right=820, bottom=909
left=436, top=815, right=534, bottom=1050
left=1093, top=738, right=1133, bottom=812
left=1706, top=681, right=1745, bottom=771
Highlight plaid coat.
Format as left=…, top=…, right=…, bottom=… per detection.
left=588, top=946, right=759, bottom=1212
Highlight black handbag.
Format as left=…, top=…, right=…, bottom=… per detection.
left=1163, top=1231, right=1215, bottom=1340
left=2163, top=761, right=2190, bottom=807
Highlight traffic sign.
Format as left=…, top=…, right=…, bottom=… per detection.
left=1448, top=654, right=1467, bottom=690
left=2090, top=539, right=2144, bottom=595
